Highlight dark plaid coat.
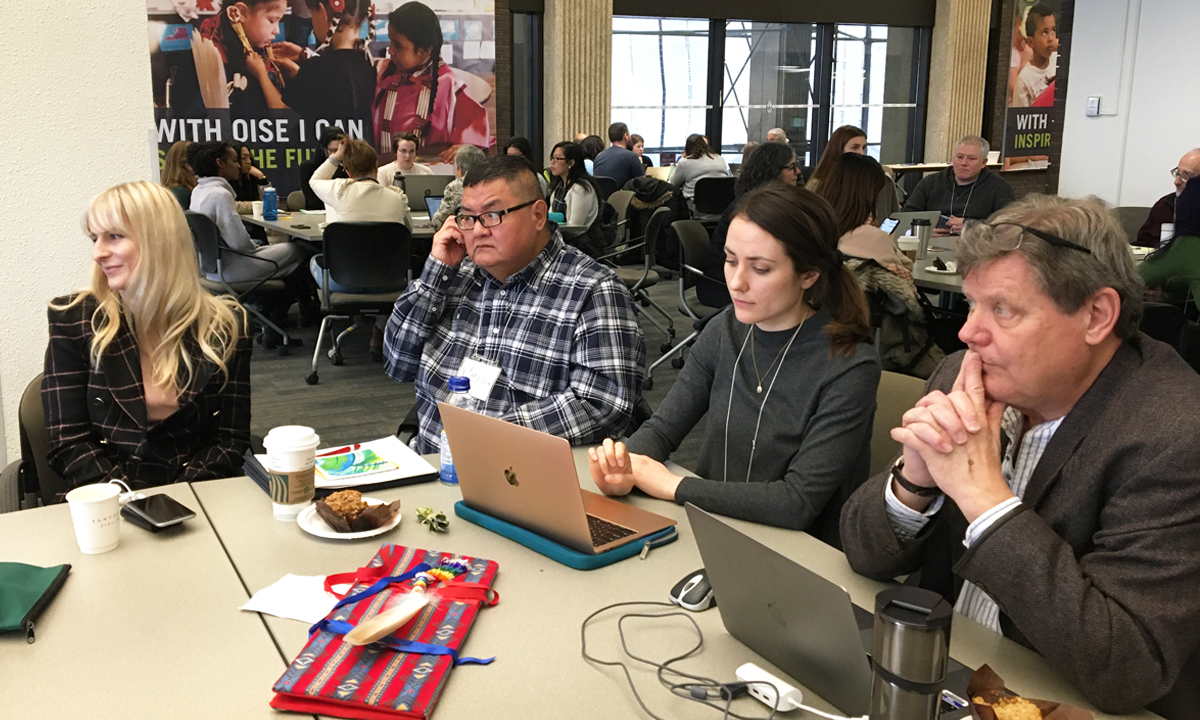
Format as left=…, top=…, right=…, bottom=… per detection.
left=42, top=294, right=251, bottom=493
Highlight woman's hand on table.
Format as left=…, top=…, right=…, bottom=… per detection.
left=588, top=439, right=683, bottom=501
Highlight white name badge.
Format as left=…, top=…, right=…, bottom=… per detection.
left=457, top=355, right=502, bottom=402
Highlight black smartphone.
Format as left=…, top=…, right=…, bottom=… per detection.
left=937, top=214, right=952, bottom=229
left=121, top=495, right=196, bottom=532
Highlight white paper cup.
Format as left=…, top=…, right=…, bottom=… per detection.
left=252, top=201, right=264, bottom=218
left=263, top=425, right=320, bottom=521
left=66, top=483, right=121, bottom=554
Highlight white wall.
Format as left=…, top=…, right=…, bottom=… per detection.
left=0, top=1, right=154, bottom=460
left=1059, top=0, right=1200, bottom=206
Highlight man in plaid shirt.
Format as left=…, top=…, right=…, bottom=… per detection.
left=384, top=155, right=646, bottom=454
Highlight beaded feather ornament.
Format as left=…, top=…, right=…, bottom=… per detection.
left=343, top=557, right=472, bottom=646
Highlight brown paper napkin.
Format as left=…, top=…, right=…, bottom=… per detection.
left=967, top=664, right=1094, bottom=720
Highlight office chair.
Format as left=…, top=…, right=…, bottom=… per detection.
left=306, top=222, right=411, bottom=385
left=286, top=191, right=305, bottom=212
left=595, top=206, right=676, bottom=350
left=644, top=220, right=728, bottom=390
left=692, top=176, right=737, bottom=216
left=184, top=211, right=295, bottom=356
left=593, top=176, right=620, bottom=201
left=0, top=373, right=68, bottom=510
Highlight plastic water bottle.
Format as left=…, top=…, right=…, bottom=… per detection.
left=262, top=186, right=278, bottom=221
left=439, top=376, right=474, bottom=485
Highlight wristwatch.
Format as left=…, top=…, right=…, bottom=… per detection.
left=890, top=458, right=942, bottom=497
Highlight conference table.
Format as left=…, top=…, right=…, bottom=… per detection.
left=0, top=451, right=1162, bottom=720
left=241, top=212, right=440, bottom=245
left=906, top=237, right=1153, bottom=296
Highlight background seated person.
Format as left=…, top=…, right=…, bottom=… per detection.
left=840, top=195, right=1200, bottom=715
left=699, top=142, right=800, bottom=308
left=377, top=132, right=433, bottom=188
left=1136, top=148, right=1200, bottom=247
left=161, top=140, right=196, bottom=209
left=44, top=182, right=250, bottom=491
left=580, top=135, right=604, bottom=175
left=817, top=153, right=912, bottom=277
left=818, top=153, right=943, bottom=378
left=432, top=144, right=487, bottom=228
left=592, top=122, right=645, bottom=188
left=308, top=137, right=413, bottom=359
left=903, top=135, right=1014, bottom=235
left=670, top=133, right=731, bottom=218
left=502, top=136, right=550, bottom=196
left=299, top=127, right=347, bottom=210
left=308, top=138, right=412, bottom=227
left=383, top=155, right=646, bottom=454
left=631, top=133, right=653, bottom=168
left=190, top=141, right=314, bottom=346
left=589, top=183, right=880, bottom=545
left=805, top=124, right=901, bottom=221
left=1140, top=175, right=1200, bottom=314
left=547, top=141, right=601, bottom=228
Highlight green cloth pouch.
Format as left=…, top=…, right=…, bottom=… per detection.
left=0, top=562, right=70, bottom=643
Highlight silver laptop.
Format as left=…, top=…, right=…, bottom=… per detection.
left=396, top=174, right=454, bottom=212
left=888, top=210, right=942, bottom=237
left=686, top=504, right=971, bottom=717
left=440, top=403, right=676, bottom=554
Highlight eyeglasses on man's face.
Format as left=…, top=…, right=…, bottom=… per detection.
left=454, top=199, right=539, bottom=230
left=1171, top=167, right=1196, bottom=182
left=983, top=222, right=1093, bottom=255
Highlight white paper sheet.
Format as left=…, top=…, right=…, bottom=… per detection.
left=239, top=574, right=340, bottom=624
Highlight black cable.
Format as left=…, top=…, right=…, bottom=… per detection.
left=580, top=601, right=781, bottom=720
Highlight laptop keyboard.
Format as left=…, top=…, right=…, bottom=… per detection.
left=587, top=515, right=636, bottom=547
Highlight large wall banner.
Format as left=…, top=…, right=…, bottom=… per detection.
left=149, top=0, right=497, bottom=193
left=1002, top=0, right=1063, bottom=170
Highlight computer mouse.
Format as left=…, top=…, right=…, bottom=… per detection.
left=669, top=568, right=716, bottom=612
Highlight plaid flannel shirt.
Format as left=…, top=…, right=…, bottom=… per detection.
left=384, top=232, right=646, bottom=454
left=42, top=294, right=252, bottom=493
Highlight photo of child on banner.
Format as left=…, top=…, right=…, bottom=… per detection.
left=148, top=0, right=496, bottom=194
left=1002, top=0, right=1063, bottom=171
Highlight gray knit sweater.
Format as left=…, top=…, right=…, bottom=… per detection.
left=625, top=307, right=880, bottom=540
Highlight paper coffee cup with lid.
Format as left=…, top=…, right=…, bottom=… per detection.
left=263, top=425, right=320, bottom=521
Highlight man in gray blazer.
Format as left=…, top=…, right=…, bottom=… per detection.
left=840, top=195, right=1200, bottom=718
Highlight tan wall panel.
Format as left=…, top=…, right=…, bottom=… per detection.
left=544, top=0, right=612, bottom=147
left=924, top=0, right=991, bottom=161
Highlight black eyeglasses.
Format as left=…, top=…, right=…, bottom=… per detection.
left=985, top=222, right=1093, bottom=255
left=454, top=199, right=539, bottom=230
left=550, top=154, right=568, bottom=162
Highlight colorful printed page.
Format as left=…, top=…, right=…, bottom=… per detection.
left=315, top=449, right=398, bottom=481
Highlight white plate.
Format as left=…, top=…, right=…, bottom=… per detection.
left=924, top=266, right=958, bottom=274
left=297, top=497, right=402, bottom=540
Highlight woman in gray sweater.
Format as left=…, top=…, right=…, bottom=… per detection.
left=589, top=183, right=880, bottom=545
left=670, top=134, right=731, bottom=217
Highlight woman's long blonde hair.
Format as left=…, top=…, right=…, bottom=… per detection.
left=56, top=181, right=245, bottom=394
left=161, top=141, right=197, bottom=190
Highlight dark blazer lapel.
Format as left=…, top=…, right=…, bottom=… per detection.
left=1022, top=339, right=1141, bottom=509
left=100, top=321, right=147, bottom=429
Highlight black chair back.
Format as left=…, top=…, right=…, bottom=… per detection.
left=673, top=219, right=712, bottom=294
left=20, top=374, right=66, bottom=505
left=1140, top=302, right=1187, bottom=351
left=693, top=176, right=737, bottom=215
left=323, top=222, right=412, bottom=290
left=593, top=176, right=620, bottom=201
left=642, top=207, right=671, bottom=268
left=184, top=211, right=221, bottom=274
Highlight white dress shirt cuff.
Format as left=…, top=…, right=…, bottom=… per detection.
left=884, top=479, right=944, bottom=541
left=962, top=497, right=1023, bottom=548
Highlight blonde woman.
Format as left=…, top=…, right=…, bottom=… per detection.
left=43, top=181, right=251, bottom=492
left=160, top=140, right=197, bottom=209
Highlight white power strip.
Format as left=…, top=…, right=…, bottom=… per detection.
left=735, top=663, right=803, bottom=712
left=734, top=663, right=866, bottom=720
